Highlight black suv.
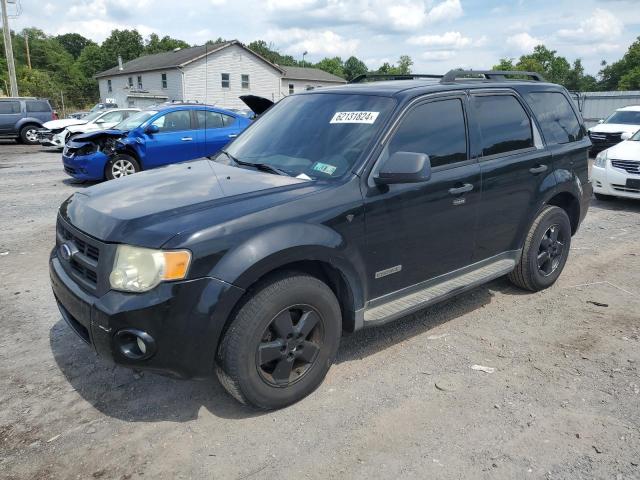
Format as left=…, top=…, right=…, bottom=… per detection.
left=50, top=70, right=592, bottom=409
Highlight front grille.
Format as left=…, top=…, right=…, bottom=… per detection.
left=611, top=159, right=640, bottom=175
left=612, top=183, right=640, bottom=193
left=589, top=132, right=622, bottom=144
left=56, top=219, right=102, bottom=291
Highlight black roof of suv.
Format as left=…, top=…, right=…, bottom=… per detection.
left=50, top=70, right=592, bottom=409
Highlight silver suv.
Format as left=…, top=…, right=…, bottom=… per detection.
left=0, top=97, right=55, bottom=144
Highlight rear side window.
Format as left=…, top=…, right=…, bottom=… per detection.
left=0, top=101, right=20, bottom=114
left=526, top=92, right=582, bottom=144
left=197, top=110, right=224, bottom=129
left=26, top=100, right=51, bottom=113
left=388, top=98, right=467, bottom=168
left=474, top=95, right=533, bottom=156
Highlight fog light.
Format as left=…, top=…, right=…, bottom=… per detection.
left=115, top=329, right=156, bottom=360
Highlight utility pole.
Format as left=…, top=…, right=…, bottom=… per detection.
left=1, top=0, right=18, bottom=96
left=25, top=32, right=31, bottom=69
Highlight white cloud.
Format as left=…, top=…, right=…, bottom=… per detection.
left=427, top=0, right=463, bottom=23
left=507, top=32, right=543, bottom=52
left=421, top=50, right=456, bottom=61
left=266, top=28, right=359, bottom=57
left=557, top=8, right=623, bottom=42
left=408, top=31, right=472, bottom=49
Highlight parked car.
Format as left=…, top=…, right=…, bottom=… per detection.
left=50, top=70, right=591, bottom=409
left=588, top=105, right=640, bottom=154
left=38, top=109, right=140, bottom=149
left=0, top=97, right=55, bottom=144
left=62, top=103, right=252, bottom=181
left=591, top=129, right=640, bottom=200
left=67, top=111, right=90, bottom=120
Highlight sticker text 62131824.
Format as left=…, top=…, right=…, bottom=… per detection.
left=330, top=111, right=379, bottom=124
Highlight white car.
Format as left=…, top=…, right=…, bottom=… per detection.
left=591, top=129, right=640, bottom=200
left=38, top=108, right=139, bottom=148
left=588, top=105, right=640, bottom=154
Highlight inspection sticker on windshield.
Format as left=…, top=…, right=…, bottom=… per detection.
left=330, top=111, right=379, bottom=124
left=312, top=162, right=337, bottom=175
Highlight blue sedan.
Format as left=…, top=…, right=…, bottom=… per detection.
left=62, top=103, right=252, bottom=181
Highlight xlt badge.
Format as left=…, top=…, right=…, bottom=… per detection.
left=375, top=265, right=402, bottom=279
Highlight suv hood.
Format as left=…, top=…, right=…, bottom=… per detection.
left=60, top=159, right=313, bottom=247
left=240, top=95, right=274, bottom=115
left=588, top=123, right=640, bottom=134
left=43, top=118, right=86, bottom=130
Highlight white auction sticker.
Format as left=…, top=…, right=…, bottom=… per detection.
left=330, top=111, right=379, bottom=124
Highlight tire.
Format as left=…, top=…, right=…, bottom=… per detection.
left=509, top=206, right=572, bottom=292
left=216, top=273, right=342, bottom=410
left=19, top=124, right=40, bottom=145
left=105, top=154, right=140, bottom=180
left=594, top=192, right=614, bottom=201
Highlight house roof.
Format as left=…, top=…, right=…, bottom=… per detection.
left=95, top=40, right=284, bottom=78
left=281, top=66, right=346, bottom=83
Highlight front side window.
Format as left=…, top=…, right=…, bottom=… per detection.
left=0, top=101, right=20, bottom=114
left=474, top=95, right=533, bottom=156
left=605, top=110, right=640, bottom=125
left=526, top=92, right=582, bottom=144
left=137, top=76, right=143, bottom=89
left=151, top=110, right=192, bottom=132
left=107, top=79, right=112, bottom=92
left=26, top=100, right=50, bottom=113
left=241, top=74, right=249, bottom=89
left=161, top=73, right=168, bottom=89
left=223, top=93, right=396, bottom=179
left=386, top=98, right=467, bottom=168
left=221, top=73, right=230, bottom=88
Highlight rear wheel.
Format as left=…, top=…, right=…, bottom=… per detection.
left=19, top=124, right=39, bottom=145
left=509, top=206, right=572, bottom=291
left=105, top=154, right=140, bottom=180
left=216, top=273, right=341, bottom=410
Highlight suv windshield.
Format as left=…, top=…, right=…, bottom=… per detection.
left=605, top=110, right=640, bottom=125
left=223, top=93, right=396, bottom=179
left=114, top=110, right=158, bottom=131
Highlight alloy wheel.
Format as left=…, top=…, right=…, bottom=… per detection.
left=537, top=224, right=565, bottom=277
left=256, top=305, right=324, bottom=387
left=111, top=159, right=136, bottom=178
left=25, top=128, right=38, bottom=143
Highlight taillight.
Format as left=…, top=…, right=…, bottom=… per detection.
left=52, top=111, right=58, bottom=120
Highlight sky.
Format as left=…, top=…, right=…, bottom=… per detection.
left=7, top=0, right=640, bottom=75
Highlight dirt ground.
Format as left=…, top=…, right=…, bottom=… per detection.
left=0, top=142, right=639, bottom=480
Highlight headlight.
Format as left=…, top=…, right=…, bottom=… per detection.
left=109, top=245, right=191, bottom=292
left=594, top=150, right=608, bottom=168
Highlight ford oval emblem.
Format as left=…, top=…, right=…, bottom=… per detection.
left=59, top=243, right=73, bottom=261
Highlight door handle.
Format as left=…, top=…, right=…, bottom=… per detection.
left=181, top=137, right=193, bottom=141
left=529, top=164, right=548, bottom=174
left=448, top=183, right=474, bottom=195
left=228, top=134, right=238, bottom=138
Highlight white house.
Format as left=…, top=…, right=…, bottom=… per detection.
left=95, top=40, right=347, bottom=109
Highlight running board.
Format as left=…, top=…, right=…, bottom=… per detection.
left=363, top=257, right=516, bottom=325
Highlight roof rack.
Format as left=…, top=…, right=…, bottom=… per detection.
left=349, top=73, right=443, bottom=84
left=441, top=70, right=546, bottom=83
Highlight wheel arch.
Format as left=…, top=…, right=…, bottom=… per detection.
left=544, top=190, right=581, bottom=235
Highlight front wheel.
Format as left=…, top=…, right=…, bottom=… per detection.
left=216, top=273, right=342, bottom=410
left=105, top=154, right=140, bottom=180
left=509, top=206, right=572, bottom=291
left=19, top=125, right=40, bottom=145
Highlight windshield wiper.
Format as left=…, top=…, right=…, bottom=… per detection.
left=220, top=150, right=290, bottom=176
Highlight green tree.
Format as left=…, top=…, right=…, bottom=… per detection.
left=315, top=57, right=344, bottom=77
left=145, top=34, right=190, bottom=54
left=101, top=29, right=144, bottom=68
left=343, top=56, right=368, bottom=81
left=600, top=36, right=640, bottom=90
left=397, top=55, right=413, bottom=74
left=247, top=40, right=298, bottom=66
left=55, top=33, right=96, bottom=59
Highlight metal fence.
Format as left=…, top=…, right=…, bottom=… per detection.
left=570, top=90, right=640, bottom=128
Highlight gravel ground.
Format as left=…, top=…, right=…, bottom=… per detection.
left=1, top=142, right=639, bottom=480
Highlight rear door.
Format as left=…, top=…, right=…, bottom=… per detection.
left=143, top=109, right=200, bottom=167
left=470, top=90, right=552, bottom=262
left=363, top=94, right=481, bottom=300
left=195, top=110, right=242, bottom=156
left=0, top=100, right=22, bottom=134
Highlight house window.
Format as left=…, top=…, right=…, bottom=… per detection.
left=161, top=73, right=168, bottom=89
left=128, top=77, right=133, bottom=88
left=241, top=74, right=249, bottom=89
left=137, top=75, right=143, bottom=89
left=107, top=79, right=112, bottom=93
left=221, top=73, right=230, bottom=88
left=288, top=83, right=294, bottom=94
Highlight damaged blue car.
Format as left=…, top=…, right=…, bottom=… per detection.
left=62, top=102, right=256, bottom=181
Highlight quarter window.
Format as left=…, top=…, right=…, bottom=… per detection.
left=151, top=110, right=191, bottom=132
left=221, top=73, right=230, bottom=88
left=387, top=98, right=468, bottom=168
left=241, top=74, right=249, bottom=89
left=526, top=92, right=583, bottom=144
left=474, top=95, right=533, bottom=156
left=161, top=73, right=168, bottom=89
left=0, top=101, right=20, bottom=114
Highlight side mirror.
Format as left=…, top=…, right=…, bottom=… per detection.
left=598, top=119, right=604, bottom=124
left=145, top=124, right=160, bottom=134
left=621, top=131, right=632, bottom=141
left=374, top=151, right=432, bottom=185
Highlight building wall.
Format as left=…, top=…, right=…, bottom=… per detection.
left=182, top=44, right=282, bottom=109
left=570, top=90, right=640, bottom=128
left=280, top=79, right=344, bottom=96
left=98, top=69, right=183, bottom=108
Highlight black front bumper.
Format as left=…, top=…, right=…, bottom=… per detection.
left=50, top=252, right=244, bottom=379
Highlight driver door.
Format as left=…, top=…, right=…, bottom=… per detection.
left=363, top=95, right=481, bottom=300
